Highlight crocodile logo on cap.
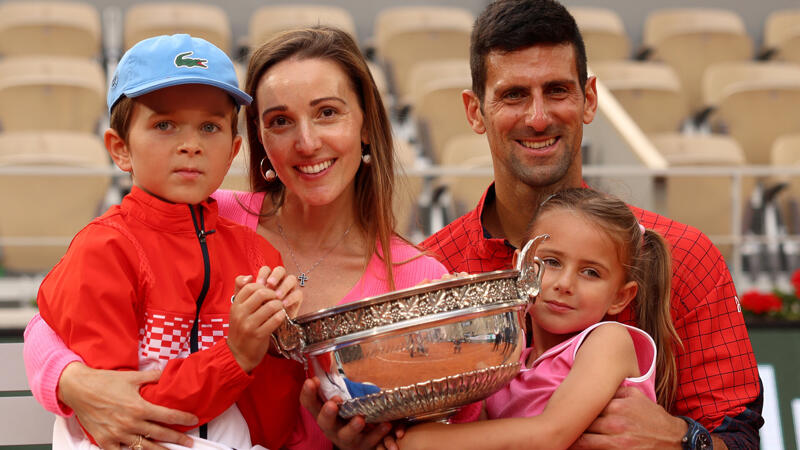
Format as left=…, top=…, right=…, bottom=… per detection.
left=174, top=51, right=208, bottom=69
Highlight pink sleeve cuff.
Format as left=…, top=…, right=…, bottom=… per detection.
left=23, top=313, right=83, bottom=417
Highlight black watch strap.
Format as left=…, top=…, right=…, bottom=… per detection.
left=679, top=416, right=713, bottom=450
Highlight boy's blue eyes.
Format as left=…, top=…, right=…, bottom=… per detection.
left=153, top=122, right=221, bottom=132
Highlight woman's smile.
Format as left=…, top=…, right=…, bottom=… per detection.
left=296, top=158, right=335, bottom=176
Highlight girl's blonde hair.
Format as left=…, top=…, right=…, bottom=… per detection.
left=244, top=26, right=399, bottom=288
left=533, top=188, right=681, bottom=409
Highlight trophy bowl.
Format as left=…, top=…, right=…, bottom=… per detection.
left=273, top=235, right=547, bottom=423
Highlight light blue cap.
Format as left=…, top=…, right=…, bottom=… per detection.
left=107, top=34, right=251, bottom=112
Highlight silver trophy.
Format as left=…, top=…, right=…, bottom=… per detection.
left=273, top=235, right=548, bottom=423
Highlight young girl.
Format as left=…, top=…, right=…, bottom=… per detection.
left=396, top=188, right=681, bottom=450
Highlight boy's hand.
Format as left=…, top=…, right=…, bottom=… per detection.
left=228, top=276, right=286, bottom=373
left=259, top=266, right=302, bottom=318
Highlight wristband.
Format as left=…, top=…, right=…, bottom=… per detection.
left=679, top=416, right=713, bottom=450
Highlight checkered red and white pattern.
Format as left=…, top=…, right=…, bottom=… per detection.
left=139, top=311, right=229, bottom=369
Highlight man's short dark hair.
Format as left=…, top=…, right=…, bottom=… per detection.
left=470, top=0, right=588, bottom=102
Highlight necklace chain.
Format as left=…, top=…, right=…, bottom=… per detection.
left=276, top=220, right=353, bottom=287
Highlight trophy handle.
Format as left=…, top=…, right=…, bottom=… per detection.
left=515, top=234, right=549, bottom=303
left=272, top=314, right=307, bottom=363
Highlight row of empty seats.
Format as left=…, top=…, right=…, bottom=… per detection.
left=2, top=1, right=800, bottom=276
left=592, top=60, right=800, bottom=165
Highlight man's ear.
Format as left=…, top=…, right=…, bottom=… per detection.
left=104, top=128, right=132, bottom=173
left=462, top=89, right=486, bottom=134
left=583, top=76, right=598, bottom=125
left=608, top=280, right=637, bottom=315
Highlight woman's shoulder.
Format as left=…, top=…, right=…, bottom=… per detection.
left=212, top=189, right=264, bottom=206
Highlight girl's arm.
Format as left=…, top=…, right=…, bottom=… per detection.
left=399, top=323, right=639, bottom=450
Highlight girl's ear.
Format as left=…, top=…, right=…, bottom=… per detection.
left=104, top=128, right=132, bottom=173
left=608, top=280, right=638, bottom=315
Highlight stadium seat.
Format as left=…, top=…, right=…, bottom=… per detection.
left=367, top=61, right=391, bottom=110
left=591, top=61, right=688, bottom=134
left=248, top=5, right=356, bottom=49
left=641, top=8, right=753, bottom=112
left=0, top=1, right=101, bottom=58
left=406, top=59, right=473, bottom=163
left=762, top=9, right=800, bottom=64
left=770, top=133, right=800, bottom=232
left=702, top=62, right=800, bottom=165
left=373, top=6, right=473, bottom=100
left=439, top=134, right=493, bottom=215
left=0, top=56, right=105, bottom=133
left=220, top=138, right=249, bottom=192
left=569, top=7, right=630, bottom=62
left=650, top=132, right=746, bottom=260
left=0, top=132, right=112, bottom=273
left=124, top=3, right=232, bottom=53
left=393, top=138, right=423, bottom=237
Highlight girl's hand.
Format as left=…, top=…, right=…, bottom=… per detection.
left=414, top=272, right=470, bottom=286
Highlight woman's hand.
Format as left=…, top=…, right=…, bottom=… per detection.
left=300, top=377, right=393, bottom=450
left=58, top=362, right=198, bottom=449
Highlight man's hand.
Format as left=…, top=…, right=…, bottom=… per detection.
left=570, top=386, right=687, bottom=450
left=300, top=377, right=392, bottom=450
left=58, top=362, right=198, bottom=449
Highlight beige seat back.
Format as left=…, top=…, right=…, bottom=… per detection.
left=374, top=6, right=473, bottom=100
left=0, top=1, right=101, bottom=58
left=703, top=62, right=800, bottom=165
left=651, top=133, right=746, bottom=261
left=124, top=3, right=232, bottom=53
left=643, top=8, right=753, bottom=112
left=763, top=9, right=800, bottom=64
left=770, top=133, right=800, bottom=232
left=248, top=5, right=356, bottom=49
left=0, top=132, right=111, bottom=273
left=407, top=59, right=473, bottom=163
left=0, top=56, right=105, bottom=133
left=393, top=138, right=423, bottom=236
left=570, top=7, right=630, bottom=62
left=220, top=137, right=250, bottom=192
left=439, top=134, right=493, bottom=215
left=591, top=61, right=688, bottom=134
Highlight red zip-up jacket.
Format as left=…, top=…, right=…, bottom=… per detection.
left=38, top=186, right=304, bottom=448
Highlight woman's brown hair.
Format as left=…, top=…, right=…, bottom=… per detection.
left=244, top=26, right=398, bottom=288
left=534, top=188, right=681, bottom=409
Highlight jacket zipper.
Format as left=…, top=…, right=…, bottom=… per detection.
left=188, top=204, right=215, bottom=439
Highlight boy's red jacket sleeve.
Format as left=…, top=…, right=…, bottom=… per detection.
left=37, top=223, right=253, bottom=431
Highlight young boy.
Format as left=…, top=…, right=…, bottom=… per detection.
left=36, top=34, right=304, bottom=449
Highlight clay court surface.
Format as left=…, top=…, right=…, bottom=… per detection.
left=340, top=341, right=519, bottom=388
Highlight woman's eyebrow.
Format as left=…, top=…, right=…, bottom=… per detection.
left=310, top=96, right=346, bottom=106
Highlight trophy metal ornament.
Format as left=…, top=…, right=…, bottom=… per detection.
left=272, top=235, right=549, bottom=423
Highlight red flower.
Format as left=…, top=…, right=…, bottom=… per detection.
left=740, top=290, right=783, bottom=314
left=792, top=269, right=800, bottom=298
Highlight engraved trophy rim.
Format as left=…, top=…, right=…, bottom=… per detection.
left=296, top=268, right=519, bottom=325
